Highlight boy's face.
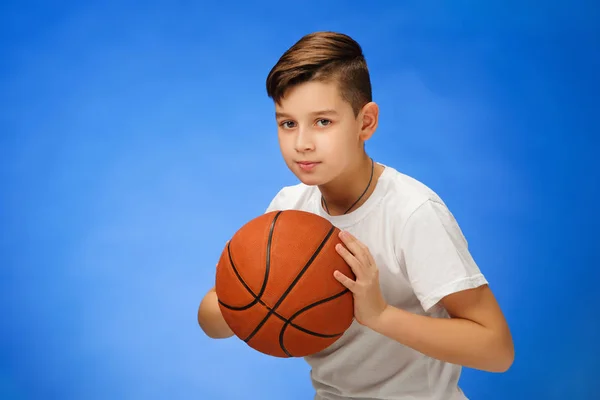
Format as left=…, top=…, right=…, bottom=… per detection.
left=274, top=80, right=375, bottom=186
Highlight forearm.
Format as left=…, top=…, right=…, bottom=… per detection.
left=197, top=289, right=234, bottom=339
left=370, top=305, right=513, bottom=372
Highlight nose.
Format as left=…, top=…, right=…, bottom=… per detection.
left=294, top=128, right=315, bottom=152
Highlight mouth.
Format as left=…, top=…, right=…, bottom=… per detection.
left=296, top=161, right=320, bottom=171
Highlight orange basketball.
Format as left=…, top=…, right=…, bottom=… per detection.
left=215, top=209, right=355, bottom=358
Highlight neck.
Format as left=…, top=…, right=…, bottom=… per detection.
left=319, top=154, right=377, bottom=216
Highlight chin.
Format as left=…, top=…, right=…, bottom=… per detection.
left=298, top=177, right=321, bottom=186
left=289, top=172, right=313, bottom=185
left=292, top=171, right=325, bottom=187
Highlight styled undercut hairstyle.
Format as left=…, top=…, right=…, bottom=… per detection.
left=266, top=31, right=372, bottom=116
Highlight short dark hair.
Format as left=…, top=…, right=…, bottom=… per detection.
left=266, top=31, right=372, bottom=116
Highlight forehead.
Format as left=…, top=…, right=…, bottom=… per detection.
left=275, top=80, right=350, bottom=116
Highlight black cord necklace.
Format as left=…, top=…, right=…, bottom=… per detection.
left=321, top=157, right=375, bottom=215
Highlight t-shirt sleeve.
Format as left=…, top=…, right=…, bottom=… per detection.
left=264, top=188, right=286, bottom=213
left=265, top=196, right=279, bottom=213
left=398, top=199, right=488, bottom=312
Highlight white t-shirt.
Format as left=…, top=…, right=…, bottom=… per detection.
left=265, top=163, right=487, bottom=400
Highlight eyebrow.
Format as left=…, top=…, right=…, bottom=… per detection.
left=275, top=109, right=339, bottom=119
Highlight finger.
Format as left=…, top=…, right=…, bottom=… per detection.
left=364, top=247, right=377, bottom=271
left=343, top=231, right=376, bottom=270
left=338, top=231, right=370, bottom=266
left=333, top=270, right=357, bottom=292
left=335, top=243, right=365, bottom=279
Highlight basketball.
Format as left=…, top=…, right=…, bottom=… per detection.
left=215, top=209, right=355, bottom=358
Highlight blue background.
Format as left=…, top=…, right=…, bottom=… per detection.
left=1, top=1, right=598, bottom=399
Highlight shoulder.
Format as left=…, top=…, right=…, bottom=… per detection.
left=265, top=181, right=318, bottom=212
left=376, top=166, right=466, bottom=245
left=378, top=166, right=449, bottom=221
left=376, top=169, right=467, bottom=252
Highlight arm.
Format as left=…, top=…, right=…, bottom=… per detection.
left=369, top=285, right=514, bottom=372
left=197, top=286, right=234, bottom=339
left=333, top=200, right=514, bottom=373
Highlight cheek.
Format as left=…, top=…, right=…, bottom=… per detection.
left=277, top=132, right=290, bottom=149
left=277, top=135, right=296, bottom=162
left=326, top=125, right=358, bottom=152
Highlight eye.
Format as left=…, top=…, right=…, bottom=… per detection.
left=279, top=121, right=296, bottom=129
left=316, top=119, right=331, bottom=127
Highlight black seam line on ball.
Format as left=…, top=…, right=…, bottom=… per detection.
left=219, top=211, right=282, bottom=311
left=216, top=212, right=344, bottom=341
left=242, top=226, right=336, bottom=344
left=218, top=297, right=345, bottom=339
left=279, top=288, right=350, bottom=357
left=218, top=212, right=338, bottom=338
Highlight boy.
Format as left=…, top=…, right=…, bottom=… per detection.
left=198, top=31, right=514, bottom=400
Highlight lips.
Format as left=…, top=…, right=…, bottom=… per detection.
left=296, top=161, right=320, bottom=171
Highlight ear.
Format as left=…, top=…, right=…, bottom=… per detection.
left=358, top=102, right=379, bottom=142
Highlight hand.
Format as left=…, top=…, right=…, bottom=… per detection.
left=333, top=230, right=389, bottom=328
